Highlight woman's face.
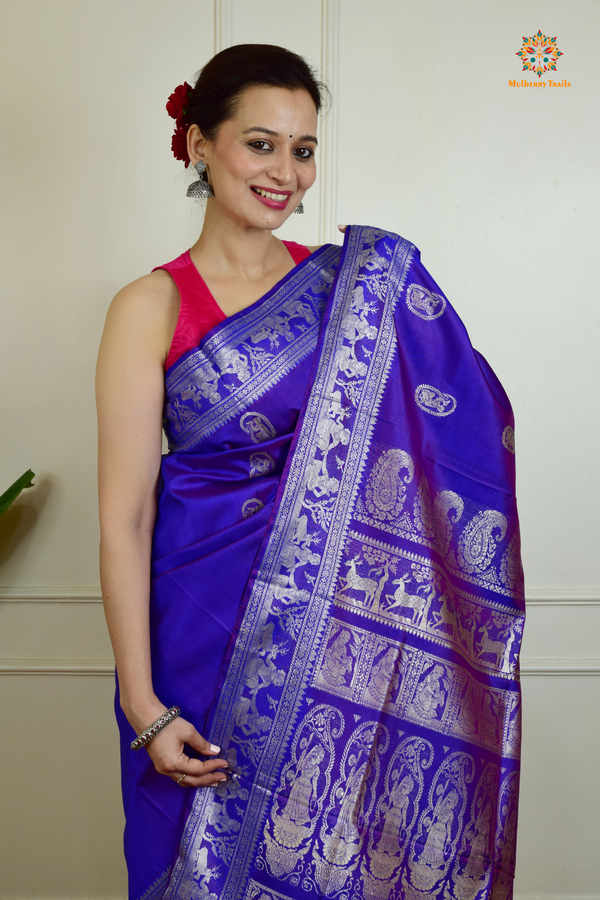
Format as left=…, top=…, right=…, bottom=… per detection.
left=193, top=85, right=318, bottom=230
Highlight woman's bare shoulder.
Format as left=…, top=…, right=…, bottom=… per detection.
left=100, top=269, right=180, bottom=366
left=105, top=269, right=179, bottom=337
left=109, top=269, right=178, bottom=316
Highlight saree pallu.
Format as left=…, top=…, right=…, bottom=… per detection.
left=118, top=226, right=525, bottom=900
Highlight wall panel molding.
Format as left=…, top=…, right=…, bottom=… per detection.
left=525, top=588, right=600, bottom=606
left=0, top=585, right=102, bottom=602
left=0, top=658, right=114, bottom=675
left=213, top=0, right=233, bottom=53
left=520, top=659, right=600, bottom=676
left=318, top=0, right=340, bottom=245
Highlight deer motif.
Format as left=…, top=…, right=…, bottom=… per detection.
left=503, top=620, right=520, bottom=667
left=427, top=591, right=456, bottom=639
left=456, top=612, right=477, bottom=654
left=476, top=622, right=508, bottom=670
left=382, top=573, right=429, bottom=624
left=336, top=557, right=380, bottom=608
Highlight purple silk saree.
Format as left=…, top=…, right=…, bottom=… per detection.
left=117, top=226, right=524, bottom=900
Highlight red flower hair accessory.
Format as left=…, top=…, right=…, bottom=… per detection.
left=166, top=82, right=192, bottom=167
left=171, top=124, right=189, bottom=166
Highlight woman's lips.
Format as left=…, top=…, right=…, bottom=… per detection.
left=250, top=186, right=293, bottom=210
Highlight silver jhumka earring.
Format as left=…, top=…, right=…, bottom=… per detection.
left=186, top=160, right=215, bottom=199
left=293, top=201, right=304, bottom=214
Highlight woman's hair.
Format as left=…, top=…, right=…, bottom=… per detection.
left=186, top=44, right=327, bottom=140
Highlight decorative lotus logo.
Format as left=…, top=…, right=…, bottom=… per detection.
left=516, top=30, right=563, bottom=79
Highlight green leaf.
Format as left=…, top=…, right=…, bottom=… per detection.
left=0, top=470, right=36, bottom=518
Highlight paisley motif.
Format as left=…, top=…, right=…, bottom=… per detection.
left=433, top=490, right=464, bottom=554
left=404, top=752, right=474, bottom=894
left=263, top=704, right=342, bottom=880
left=314, top=721, right=386, bottom=895
left=500, top=533, right=524, bottom=595
left=362, top=736, right=433, bottom=894
left=413, top=475, right=435, bottom=539
left=365, top=449, right=414, bottom=521
left=405, top=283, right=446, bottom=320
left=458, top=510, right=507, bottom=574
left=492, top=772, right=520, bottom=900
left=414, top=384, right=457, bottom=417
left=449, top=763, right=499, bottom=896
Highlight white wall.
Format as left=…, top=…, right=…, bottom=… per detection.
left=0, top=1, right=598, bottom=897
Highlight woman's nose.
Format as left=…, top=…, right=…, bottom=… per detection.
left=267, top=152, right=294, bottom=185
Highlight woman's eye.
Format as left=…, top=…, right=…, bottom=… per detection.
left=249, top=140, right=272, bottom=152
left=294, top=147, right=314, bottom=160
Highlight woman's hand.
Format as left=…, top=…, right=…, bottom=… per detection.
left=144, top=716, right=228, bottom=788
left=338, top=224, right=347, bottom=233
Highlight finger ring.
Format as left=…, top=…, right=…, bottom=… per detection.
left=176, top=773, right=187, bottom=785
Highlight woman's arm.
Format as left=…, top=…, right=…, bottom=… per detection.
left=96, top=272, right=227, bottom=787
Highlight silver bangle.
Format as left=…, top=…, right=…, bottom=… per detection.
left=131, top=706, right=180, bottom=751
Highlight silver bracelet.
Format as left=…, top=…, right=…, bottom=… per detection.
left=131, top=706, right=181, bottom=751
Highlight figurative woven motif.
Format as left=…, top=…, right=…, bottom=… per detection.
left=313, top=616, right=520, bottom=758
left=161, top=227, right=523, bottom=900
left=163, top=249, right=341, bottom=451
left=405, top=284, right=447, bottom=320
left=249, top=452, right=276, bottom=478
left=414, top=385, right=457, bottom=417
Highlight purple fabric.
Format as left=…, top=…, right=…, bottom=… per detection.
left=116, top=227, right=524, bottom=900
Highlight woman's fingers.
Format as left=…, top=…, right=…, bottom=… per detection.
left=337, top=224, right=347, bottom=233
left=170, top=757, right=228, bottom=788
left=167, top=751, right=228, bottom=786
left=179, top=719, right=221, bottom=758
left=174, top=720, right=228, bottom=786
left=144, top=716, right=228, bottom=787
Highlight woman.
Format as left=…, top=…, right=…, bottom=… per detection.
left=97, top=44, right=525, bottom=900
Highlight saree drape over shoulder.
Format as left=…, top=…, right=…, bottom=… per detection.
left=117, top=226, right=525, bottom=900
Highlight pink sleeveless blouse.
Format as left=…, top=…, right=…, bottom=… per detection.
left=155, top=240, right=312, bottom=370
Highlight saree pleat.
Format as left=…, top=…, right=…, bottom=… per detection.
left=120, top=227, right=524, bottom=900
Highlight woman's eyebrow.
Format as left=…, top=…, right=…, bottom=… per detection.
left=242, top=126, right=318, bottom=144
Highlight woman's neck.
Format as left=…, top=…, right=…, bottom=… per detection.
left=190, top=202, right=286, bottom=283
